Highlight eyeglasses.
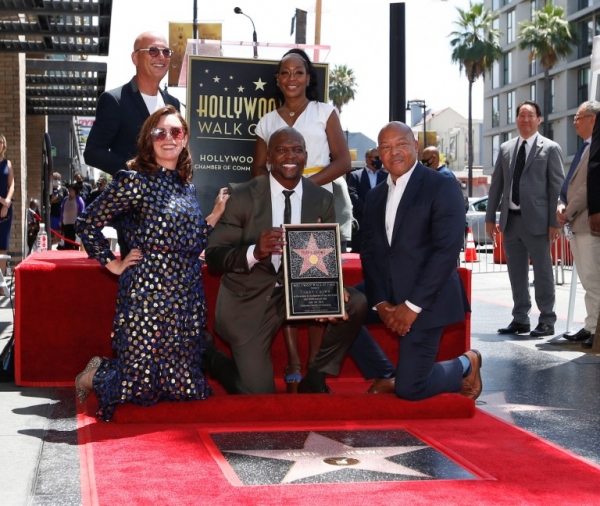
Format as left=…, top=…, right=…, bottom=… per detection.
left=150, top=127, right=185, bottom=142
left=135, top=47, right=174, bottom=58
left=574, top=113, right=595, bottom=122
left=420, top=157, right=434, bottom=166
left=368, top=156, right=380, bottom=161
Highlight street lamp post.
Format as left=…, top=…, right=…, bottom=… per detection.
left=406, top=99, right=427, bottom=150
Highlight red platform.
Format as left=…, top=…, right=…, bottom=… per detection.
left=14, top=251, right=471, bottom=386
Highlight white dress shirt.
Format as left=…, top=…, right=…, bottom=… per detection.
left=247, top=174, right=303, bottom=271
left=382, top=162, right=421, bottom=314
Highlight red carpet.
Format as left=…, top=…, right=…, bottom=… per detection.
left=77, top=395, right=600, bottom=506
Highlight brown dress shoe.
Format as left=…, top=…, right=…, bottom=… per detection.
left=460, top=350, right=482, bottom=400
left=366, top=377, right=395, bottom=394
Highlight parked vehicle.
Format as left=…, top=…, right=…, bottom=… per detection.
left=466, top=197, right=500, bottom=246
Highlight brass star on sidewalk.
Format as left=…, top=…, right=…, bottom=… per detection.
left=227, top=432, right=429, bottom=484
left=478, top=392, right=572, bottom=424
left=293, top=234, right=333, bottom=276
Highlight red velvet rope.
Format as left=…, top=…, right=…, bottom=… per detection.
left=32, top=212, right=82, bottom=249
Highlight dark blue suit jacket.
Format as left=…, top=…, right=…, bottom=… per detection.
left=84, top=77, right=181, bottom=175
left=347, top=167, right=387, bottom=221
left=360, top=162, right=467, bottom=330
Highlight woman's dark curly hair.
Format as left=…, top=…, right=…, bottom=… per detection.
left=129, top=105, right=192, bottom=183
left=273, top=48, right=320, bottom=107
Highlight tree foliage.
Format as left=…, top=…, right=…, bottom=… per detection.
left=517, top=4, right=577, bottom=136
left=449, top=1, right=502, bottom=85
left=518, top=3, right=576, bottom=72
left=329, top=64, right=357, bottom=114
left=449, top=1, right=502, bottom=197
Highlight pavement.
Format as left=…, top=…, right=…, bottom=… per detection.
left=0, top=255, right=599, bottom=505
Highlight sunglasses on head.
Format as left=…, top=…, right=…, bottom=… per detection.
left=135, top=46, right=174, bottom=58
left=150, top=127, right=185, bottom=142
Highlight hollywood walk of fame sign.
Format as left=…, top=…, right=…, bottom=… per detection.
left=282, top=223, right=345, bottom=320
left=186, top=55, right=329, bottom=214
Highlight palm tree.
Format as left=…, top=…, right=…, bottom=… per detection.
left=518, top=4, right=577, bottom=137
left=329, top=64, right=357, bottom=114
left=450, top=1, right=502, bottom=197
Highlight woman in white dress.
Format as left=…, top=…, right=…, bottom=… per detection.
left=251, top=49, right=353, bottom=392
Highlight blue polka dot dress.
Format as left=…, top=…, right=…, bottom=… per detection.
left=76, top=169, right=213, bottom=421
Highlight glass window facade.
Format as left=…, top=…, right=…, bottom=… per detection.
left=503, top=52, right=512, bottom=85
left=578, top=67, right=590, bottom=105
left=492, top=96, right=500, bottom=127
left=507, top=10, right=515, bottom=44
left=492, top=135, right=500, bottom=165
left=507, top=90, right=516, bottom=123
left=492, top=60, right=501, bottom=89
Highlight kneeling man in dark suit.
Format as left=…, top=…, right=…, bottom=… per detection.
left=205, top=127, right=367, bottom=394
left=349, top=121, right=482, bottom=400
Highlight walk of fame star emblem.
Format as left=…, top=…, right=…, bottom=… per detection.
left=207, top=429, right=477, bottom=486
left=292, top=233, right=334, bottom=276
left=287, top=229, right=338, bottom=279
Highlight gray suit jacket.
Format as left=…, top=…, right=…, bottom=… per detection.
left=486, top=134, right=564, bottom=235
left=205, top=175, right=336, bottom=346
left=563, top=149, right=591, bottom=234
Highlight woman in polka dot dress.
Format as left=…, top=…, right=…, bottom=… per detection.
left=75, top=105, right=229, bottom=421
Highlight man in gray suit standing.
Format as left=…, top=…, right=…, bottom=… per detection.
left=557, top=101, right=600, bottom=346
left=485, top=101, right=564, bottom=338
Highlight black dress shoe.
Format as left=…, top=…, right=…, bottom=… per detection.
left=497, top=322, right=530, bottom=334
left=582, top=336, right=595, bottom=349
left=530, top=323, right=555, bottom=338
left=563, top=328, right=592, bottom=342
left=297, top=378, right=332, bottom=394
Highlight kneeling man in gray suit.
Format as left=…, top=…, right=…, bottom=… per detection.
left=205, top=127, right=367, bottom=394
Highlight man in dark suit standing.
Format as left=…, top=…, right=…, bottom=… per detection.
left=84, top=31, right=180, bottom=255
left=205, top=127, right=367, bottom=395
left=84, top=31, right=180, bottom=174
left=347, top=148, right=387, bottom=252
left=348, top=121, right=481, bottom=401
left=485, top=101, right=564, bottom=338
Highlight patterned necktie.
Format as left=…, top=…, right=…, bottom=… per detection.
left=511, top=140, right=527, bottom=207
left=560, top=141, right=588, bottom=204
left=283, top=190, right=294, bottom=224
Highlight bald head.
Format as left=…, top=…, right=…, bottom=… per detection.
left=131, top=31, right=170, bottom=91
left=421, top=146, right=440, bottom=169
left=377, top=122, right=418, bottom=181
left=133, top=31, right=168, bottom=51
left=266, top=127, right=307, bottom=189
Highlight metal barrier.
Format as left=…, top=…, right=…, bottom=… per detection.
left=460, top=221, right=575, bottom=286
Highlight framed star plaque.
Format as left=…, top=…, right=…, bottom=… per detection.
left=282, top=223, right=345, bottom=320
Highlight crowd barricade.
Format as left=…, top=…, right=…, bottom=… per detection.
left=459, top=226, right=574, bottom=284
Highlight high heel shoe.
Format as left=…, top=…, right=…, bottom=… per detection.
left=75, top=356, right=102, bottom=404
left=284, top=364, right=302, bottom=394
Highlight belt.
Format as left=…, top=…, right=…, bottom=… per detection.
left=508, top=209, right=521, bottom=215
left=303, top=166, right=324, bottom=176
